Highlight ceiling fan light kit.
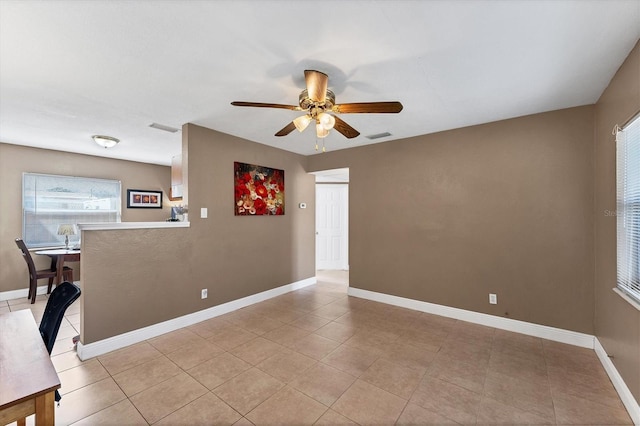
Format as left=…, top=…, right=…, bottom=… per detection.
left=318, top=112, right=335, bottom=131
left=293, top=114, right=312, bottom=132
left=231, top=69, right=403, bottom=149
left=316, top=122, right=329, bottom=139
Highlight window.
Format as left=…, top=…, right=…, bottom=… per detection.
left=616, top=114, right=640, bottom=304
left=23, top=173, right=121, bottom=248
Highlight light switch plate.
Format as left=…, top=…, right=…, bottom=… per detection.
left=200, top=207, right=208, bottom=218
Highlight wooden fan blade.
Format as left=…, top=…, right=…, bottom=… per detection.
left=231, top=101, right=300, bottom=111
left=332, top=101, right=403, bottom=114
left=305, top=70, right=328, bottom=103
left=332, top=115, right=360, bottom=139
left=275, top=122, right=297, bottom=137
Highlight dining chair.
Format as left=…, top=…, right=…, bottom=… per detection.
left=15, top=238, right=73, bottom=304
left=39, top=281, right=81, bottom=403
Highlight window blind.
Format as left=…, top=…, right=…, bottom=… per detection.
left=616, top=115, right=640, bottom=303
left=23, top=173, right=122, bottom=248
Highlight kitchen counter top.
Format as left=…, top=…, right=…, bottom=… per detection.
left=78, top=222, right=190, bottom=231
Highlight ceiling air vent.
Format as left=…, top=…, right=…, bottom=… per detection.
left=149, top=123, right=180, bottom=133
left=366, top=132, right=392, bottom=140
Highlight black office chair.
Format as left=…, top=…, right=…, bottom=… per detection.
left=39, top=281, right=81, bottom=402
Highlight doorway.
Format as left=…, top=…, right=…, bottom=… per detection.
left=313, top=168, right=349, bottom=280
left=316, top=184, right=348, bottom=270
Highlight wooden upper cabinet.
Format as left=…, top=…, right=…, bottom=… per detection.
left=170, top=154, right=183, bottom=200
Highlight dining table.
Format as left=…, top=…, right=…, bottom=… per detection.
left=0, top=310, right=61, bottom=426
left=34, top=248, right=81, bottom=286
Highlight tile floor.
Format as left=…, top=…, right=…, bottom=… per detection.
left=2, top=271, right=632, bottom=425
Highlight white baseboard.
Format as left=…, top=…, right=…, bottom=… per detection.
left=1, top=284, right=50, bottom=301
left=77, top=277, right=316, bottom=360
left=594, top=338, right=640, bottom=425
left=348, top=287, right=595, bottom=348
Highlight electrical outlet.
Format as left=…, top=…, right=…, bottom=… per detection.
left=489, top=293, right=497, bottom=304
left=201, top=289, right=208, bottom=299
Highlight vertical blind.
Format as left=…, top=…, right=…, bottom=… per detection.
left=616, top=114, right=640, bottom=303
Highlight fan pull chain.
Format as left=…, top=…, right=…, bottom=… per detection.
left=314, top=137, right=326, bottom=153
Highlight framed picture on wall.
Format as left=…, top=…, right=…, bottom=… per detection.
left=127, top=189, right=163, bottom=208
left=234, top=162, right=284, bottom=215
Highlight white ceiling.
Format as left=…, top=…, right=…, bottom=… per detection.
left=1, top=1, right=638, bottom=166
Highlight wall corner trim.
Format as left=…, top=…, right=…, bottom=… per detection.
left=77, top=276, right=316, bottom=360
left=594, top=338, right=640, bottom=425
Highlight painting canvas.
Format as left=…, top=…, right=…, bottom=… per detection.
left=234, top=162, right=284, bottom=215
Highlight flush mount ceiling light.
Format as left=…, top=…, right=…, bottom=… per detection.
left=92, top=135, right=120, bottom=148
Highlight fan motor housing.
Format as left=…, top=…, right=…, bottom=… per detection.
left=299, top=89, right=335, bottom=112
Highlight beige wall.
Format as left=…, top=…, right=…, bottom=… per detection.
left=309, top=106, right=596, bottom=334
left=594, top=42, right=640, bottom=403
left=81, top=124, right=315, bottom=343
left=0, top=143, right=171, bottom=293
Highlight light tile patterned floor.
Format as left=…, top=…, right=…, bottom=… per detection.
left=3, top=271, right=632, bottom=425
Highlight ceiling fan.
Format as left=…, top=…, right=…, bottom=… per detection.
left=231, top=70, right=403, bottom=140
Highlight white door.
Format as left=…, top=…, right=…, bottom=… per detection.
left=316, top=184, right=348, bottom=270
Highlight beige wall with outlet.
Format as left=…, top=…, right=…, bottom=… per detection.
left=309, top=105, right=596, bottom=334
left=0, top=143, right=172, bottom=293
left=80, top=124, right=315, bottom=343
